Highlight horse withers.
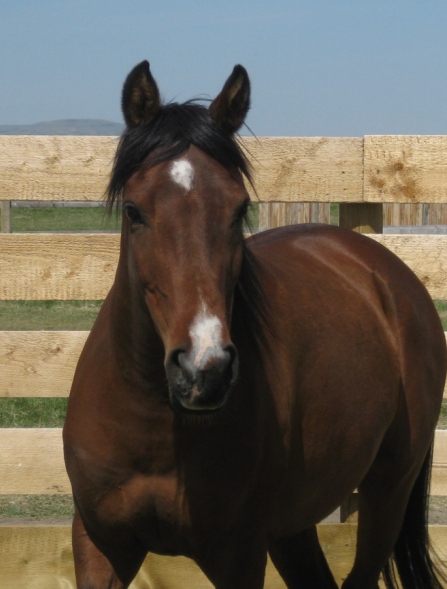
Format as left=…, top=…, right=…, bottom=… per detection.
left=63, top=60, right=447, bottom=589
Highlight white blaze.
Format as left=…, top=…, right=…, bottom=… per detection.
left=170, top=158, right=194, bottom=191
left=190, top=305, right=225, bottom=369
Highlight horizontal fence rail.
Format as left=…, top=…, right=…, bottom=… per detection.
left=1, top=135, right=447, bottom=203
left=3, top=331, right=447, bottom=400
left=2, top=135, right=447, bottom=587
left=1, top=233, right=447, bottom=299
left=2, top=428, right=447, bottom=497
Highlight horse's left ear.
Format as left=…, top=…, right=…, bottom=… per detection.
left=209, top=65, right=250, bottom=135
left=121, top=60, right=161, bottom=128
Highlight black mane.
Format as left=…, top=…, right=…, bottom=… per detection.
left=106, top=101, right=253, bottom=208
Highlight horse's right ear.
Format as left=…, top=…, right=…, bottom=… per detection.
left=121, top=60, right=161, bottom=128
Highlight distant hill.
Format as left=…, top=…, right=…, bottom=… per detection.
left=0, top=119, right=124, bottom=136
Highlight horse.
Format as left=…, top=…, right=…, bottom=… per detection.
left=63, top=60, right=447, bottom=589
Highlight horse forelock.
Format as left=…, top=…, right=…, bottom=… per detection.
left=105, top=101, right=253, bottom=210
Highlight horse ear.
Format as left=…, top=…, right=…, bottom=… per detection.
left=121, top=60, right=161, bottom=128
left=209, top=65, right=250, bottom=135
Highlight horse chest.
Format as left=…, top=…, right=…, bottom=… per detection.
left=94, top=472, right=192, bottom=553
left=94, top=467, right=251, bottom=557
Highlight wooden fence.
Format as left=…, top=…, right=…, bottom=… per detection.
left=257, top=200, right=447, bottom=231
left=2, top=135, right=447, bottom=587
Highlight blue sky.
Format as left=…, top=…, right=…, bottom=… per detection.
left=2, top=0, right=447, bottom=136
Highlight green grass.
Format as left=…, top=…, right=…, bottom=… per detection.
left=8, top=206, right=121, bottom=232
left=0, top=398, right=68, bottom=428
left=2, top=203, right=261, bottom=232
left=438, top=402, right=447, bottom=429
left=330, top=203, right=339, bottom=225
left=3, top=201, right=337, bottom=234
left=0, top=495, right=74, bottom=520
left=0, top=300, right=102, bottom=331
left=435, top=300, right=447, bottom=330
left=246, top=202, right=259, bottom=229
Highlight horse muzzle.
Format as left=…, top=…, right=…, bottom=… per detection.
left=165, top=344, right=239, bottom=412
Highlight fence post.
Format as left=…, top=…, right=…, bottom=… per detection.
left=258, top=202, right=332, bottom=231
left=0, top=201, right=11, bottom=233
left=338, top=203, right=383, bottom=234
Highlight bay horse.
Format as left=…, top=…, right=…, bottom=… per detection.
left=63, top=60, right=447, bottom=589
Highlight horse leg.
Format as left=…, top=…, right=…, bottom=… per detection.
left=341, top=463, right=419, bottom=589
left=268, top=526, right=338, bottom=588
left=195, top=527, right=268, bottom=589
left=72, top=506, right=146, bottom=589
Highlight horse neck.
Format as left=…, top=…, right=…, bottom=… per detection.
left=107, top=242, right=166, bottom=387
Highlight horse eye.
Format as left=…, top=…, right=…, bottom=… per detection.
left=232, top=200, right=250, bottom=225
left=124, top=204, right=144, bottom=225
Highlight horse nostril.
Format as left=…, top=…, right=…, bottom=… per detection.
left=167, top=347, right=194, bottom=382
left=224, top=344, right=239, bottom=382
left=169, top=348, right=184, bottom=369
left=226, top=344, right=237, bottom=364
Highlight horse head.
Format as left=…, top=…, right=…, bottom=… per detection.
left=108, top=61, right=253, bottom=413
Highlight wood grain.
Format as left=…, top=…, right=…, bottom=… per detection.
left=382, top=203, right=447, bottom=226
left=372, top=234, right=447, bottom=299
left=0, top=233, right=118, bottom=300
left=243, top=136, right=364, bottom=203
left=364, top=135, right=447, bottom=204
left=0, top=136, right=118, bottom=202
left=0, top=200, right=11, bottom=233
left=3, top=135, right=447, bottom=204
left=0, top=331, right=88, bottom=397
left=0, top=524, right=446, bottom=588
left=0, top=429, right=68, bottom=494
left=0, top=136, right=365, bottom=203
left=433, top=429, right=447, bottom=495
